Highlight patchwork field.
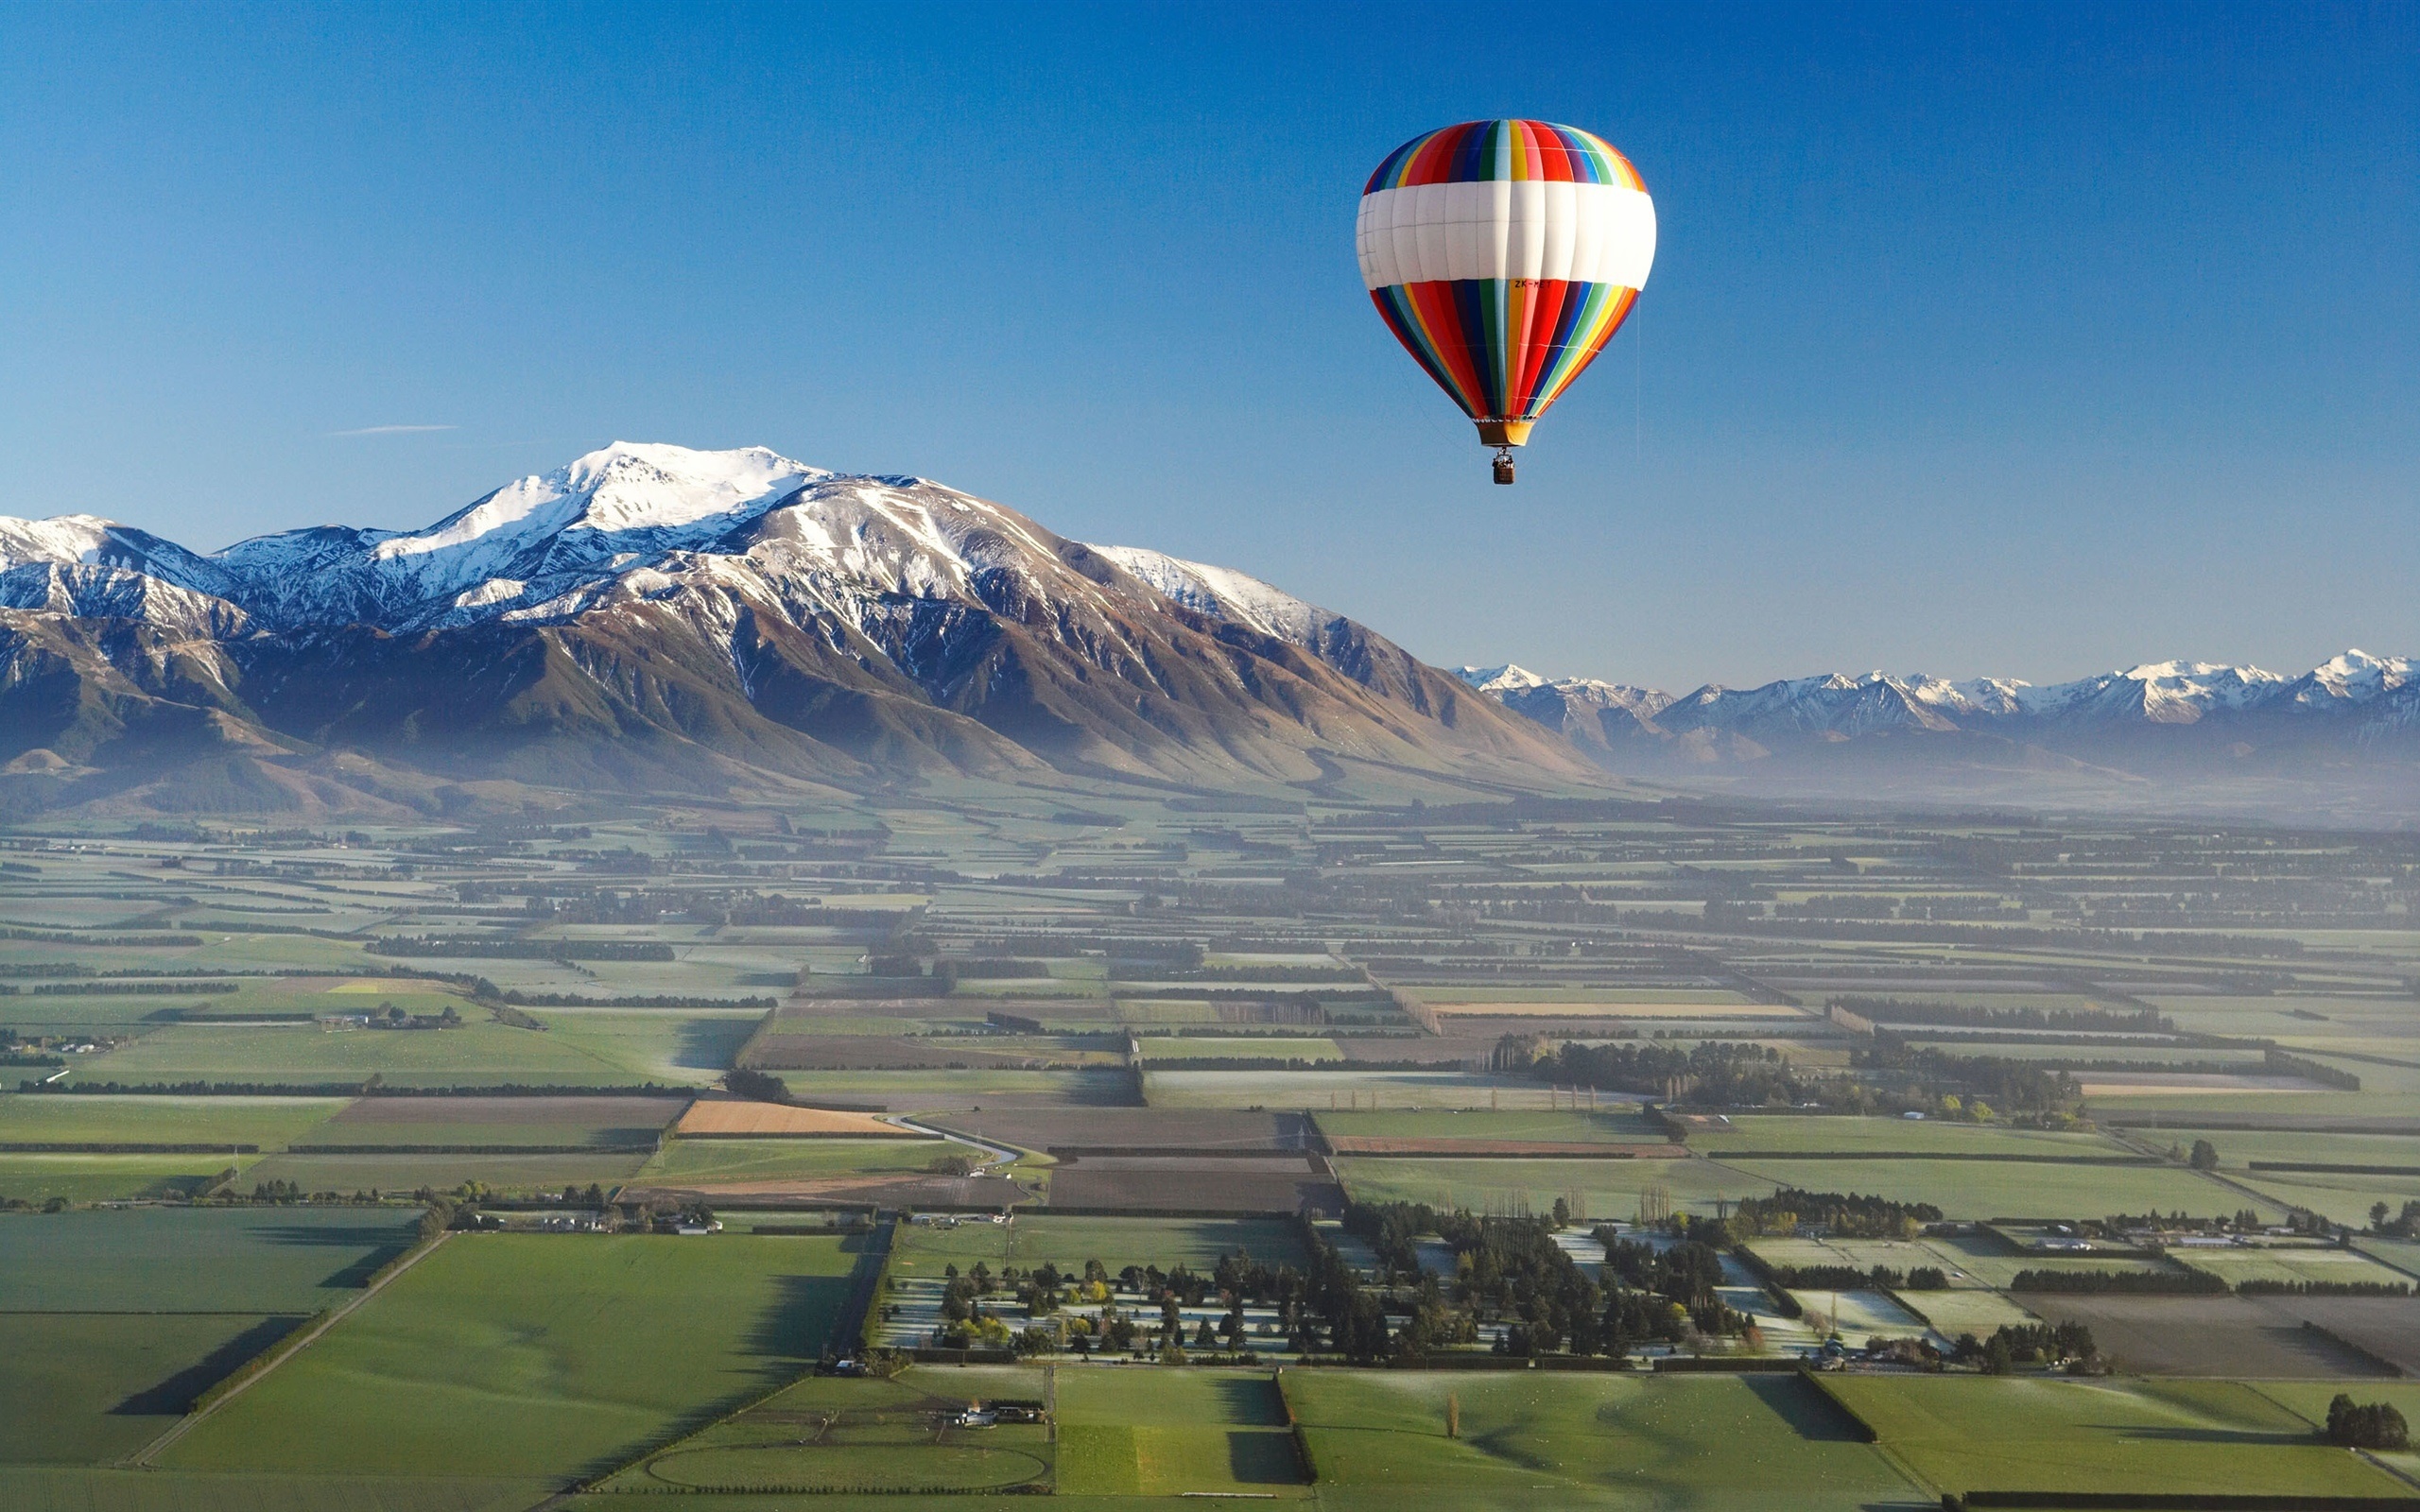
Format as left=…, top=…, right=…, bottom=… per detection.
left=163, top=1232, right=868, bottom=1481
left=600, top=1366, right=1056, bottom=1495
left=1816, top=1375, right=2405, bottom=1498
left=1056, top=1368, right=1307, bottom=1497
left=890, top=1213, right=1310, bottom=1274
left=1285, top=1370, right=1920, bottom=1510
left=1336, top=1153, right=1777, bottom=1220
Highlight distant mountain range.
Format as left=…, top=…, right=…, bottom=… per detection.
left=0, top=443, right=1580, bottom=817
left=2, top=440, right=2408, bottom=822
left=1456, top=655, right=2419, bottom=819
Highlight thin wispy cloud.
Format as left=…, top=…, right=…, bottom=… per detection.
left=328, top=423, right=457, bottom=437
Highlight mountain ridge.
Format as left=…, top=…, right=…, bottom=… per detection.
left=0, top=442, right=1589, bottom=818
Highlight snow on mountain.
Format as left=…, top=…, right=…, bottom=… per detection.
left=1092, top=545, right=1340, bottom=647
left=0, top=514, right=117, bottom=571
left=1462, top=653, right=2416, bottom=745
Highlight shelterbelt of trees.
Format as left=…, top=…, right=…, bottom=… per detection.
left=1490, top=1034, right=2083, bottom=1116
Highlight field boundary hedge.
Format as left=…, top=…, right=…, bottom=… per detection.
left=285, top=1143, right=659, bottom=1155
left=1275, top=1366, right=1318, bottom=1483
left=2252, top=1161, right=2420, bottom=1177
left=0, top=1142, right=262, bottom=1153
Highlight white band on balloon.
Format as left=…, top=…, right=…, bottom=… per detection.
left=1355, top=180, right=1656, bottom=292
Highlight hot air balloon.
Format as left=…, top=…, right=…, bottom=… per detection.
left=1357, top=120, right=1656, bottom=484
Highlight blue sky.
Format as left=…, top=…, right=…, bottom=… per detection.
left=1, top=2, right=2411, bottom=689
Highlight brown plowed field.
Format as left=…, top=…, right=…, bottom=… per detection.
left=1322, top=1137, right=1689, bottom=1159
left=674, top=1100, right=921, bottom=1138
left=1046, top=1154, right=1343, bottom=1215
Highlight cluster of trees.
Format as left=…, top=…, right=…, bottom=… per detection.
left=1852, top=1042, right=2082, bottom=1116
left=1951, top=1321, right=2100, bottom=1373
left=2009, top=1268, right=2228, bottom=1295
left=1827, top=997, right=2171, bottom=1034
left=2326, top=1395, right=2411, bottom=1451
left=1731, top=1189, right=1945, bottom=1240
left=1494, top=1036, right=1811, bottom=1105
left=369, top=1002, right=462, bottom=1030
left=2369, top=1200, right=2420, bottom=1237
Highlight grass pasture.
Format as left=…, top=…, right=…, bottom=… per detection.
left=641, top=1137, right=967, bottom=1185
left=1684, top=1114, right=2134, bottom=1159
left=0, top=1313, right=302, bottom=1464
left=236, top=1149, right=652, bottom=1197
left=1709, top=1156, right=2259, bottom=1221
left=1284, top=1370, right=1919, bottom=1510
left=1315, top=1108, right=1662, bottom=1143
left=891, top=1214, right=1310, bottom=1276
left=2170, top=1245, right=2411, bottom=1290
left=605, top=1368, right=1054, bottom=1495
left=0, top=1093, right=349, bottom=1149
left=1054, top=1367, right=1306, bottom=1498
left=1337, top=1153, right=1775, bottom=1220
left=0, top=1469, right=549, bottom=1512
left=0, top=1207, right=418, bottom=1312
left=1131, top=1036, right=1342, bottom=1062
left=306, top=1094, right=684, bottom=1149
left=164, top=1232, right=870, bottom=1481
left=70, top=1020, right=651, bottom=1088
left=1817, top=1375, right=2402, bottom=1499
left=0, top=1151, right=253, bottom=1203
left=1145, top=1069, right=1556, bottom=1110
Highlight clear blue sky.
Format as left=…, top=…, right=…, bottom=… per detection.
left=1, top=2, right=2411, bottom=689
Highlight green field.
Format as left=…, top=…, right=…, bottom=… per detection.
left=1818, top=1375, right=2403, bottom=1498
left=0, top=1468, right=548, bottom=1512
left=890, top=1214, right=1309, bottom=1276
left=1685, top=1115, right=2135, bottom=1158
left=1709, top=1156, right=2261, bottom=1220
left=236, top=1149, right=652, bottom=1196
left=0, top=1093, right=349, bottom=1148
left=164, top=1232, right=868, bottom=1480
left=2238, top=1166, right=2420, bottom=1228
left=641, top=1137, right=965, bottom=1184
left=1132, top=1036, right=1341, bottom=1062
left=2170, top=1245, right=2412, bottom=1289
left=1336, top=1153, right=1774, bottom=1219
left=70, top=1020, right=657, bottom=1087
left=603, top=1367, right=1054, bottom=1494
left=1315, top=1108, right=1661, bottom=1143
left=0, top=1208, right=418, bottom=1312
left=1055, top=1368, right=1306, bottom=1498
left=1146, top=1069, right=1558, bottom=1110
left=1284, top=1370, right=1921, bottom=1510
left=0, top=1313, right=302, bottom=1464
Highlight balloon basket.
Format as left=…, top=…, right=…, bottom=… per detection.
left=1492, top=449, right=1515, bottom=486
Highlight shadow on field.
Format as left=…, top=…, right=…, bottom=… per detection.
left=745, top=1272, right=855, bottom=1360
left=2114, top=1426, right=2321, bottom=1447
left=251, top=1219, right=418, bottom=1288
left=1743, top=1375, right=1871, bottom=1442
left=674, top=1018, right=761, bottom=1071
left=1227, top=1428, right=1306, bottom=1484
left=1209, top=1374, right=1288, bottom=1427
left=112, top=1314, right=303, bottom=1416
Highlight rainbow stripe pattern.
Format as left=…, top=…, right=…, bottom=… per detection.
left=1357, top=120, right=1655, bottom=443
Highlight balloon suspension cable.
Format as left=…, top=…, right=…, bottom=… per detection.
left=1491, top=447, right=1516, bottom=486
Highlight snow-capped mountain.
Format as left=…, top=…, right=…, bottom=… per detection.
left=1459, top=652, right=2420, bottom=770
left=0, top=443, right=1578, bottom=815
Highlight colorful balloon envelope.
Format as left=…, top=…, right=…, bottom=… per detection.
left=1357, top=120, right=1655, bottom=482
